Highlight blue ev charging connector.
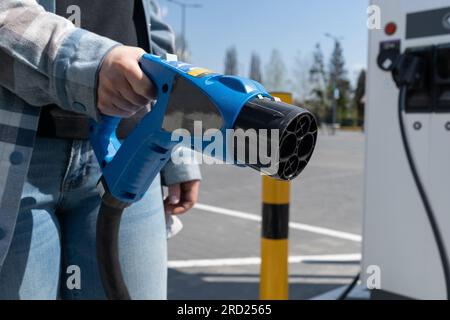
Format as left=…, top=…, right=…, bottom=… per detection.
left=90, top=54, right=318, bottom=299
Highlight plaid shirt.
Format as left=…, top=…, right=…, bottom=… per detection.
left=0, top=0, right=200, bottom=270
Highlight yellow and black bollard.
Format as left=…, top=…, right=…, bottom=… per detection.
left=259, top=92, right=292, bottom=300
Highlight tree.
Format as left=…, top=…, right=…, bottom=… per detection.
left=309, top=43, right=327, bottom=101
left=327, top=39, right=351, bottom=124
left=303, top=44, right=329, bottom=121
left=224, top=46, right=238, bottom=75
left=175, top=34, right=191, bottom=62
left=328, top=40, right=346, bottom=87
left=249, top=52, right=262, bottom=83
left=264, top=49, right=287, bottom=91
left=353, top=69, right=366, bottom=126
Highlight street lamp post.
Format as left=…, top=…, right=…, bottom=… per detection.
left=167, top=0, right=202, bottom=59
left=325, top=33, right=343, bottom=135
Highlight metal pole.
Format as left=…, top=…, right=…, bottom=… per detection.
left=331, top=83, right=337, bottom=135
left=181, top=4, right=186, bottom=57
left=167, top=0, right=202, bottom=59
left=325, top=33, right=343, bottom=135
left=260, top=92, right=292, bottom=300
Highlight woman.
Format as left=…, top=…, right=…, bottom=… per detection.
left=0, top=0, right=200, bottom=299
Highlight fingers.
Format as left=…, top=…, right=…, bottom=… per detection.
left=97, top=46, right=155, bottom=118
left=180, top=180, right=200, bottom=205
left=98, top=86, right=142, bottom=117
left=119, top=80, right=151, bottom=107
left=168, top=184, right=181, bottom=205
left=164, top=180, right=200, bottom=215
left=164, top=184, right=181, bottom=214
left=124, top=61, right=156, bottom=100
left=98, top=104, right=133, bottom=118
left=165, top=202, right=193, bottom=215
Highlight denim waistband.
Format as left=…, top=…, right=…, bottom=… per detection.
left=30, top=137, right=100, bottom=193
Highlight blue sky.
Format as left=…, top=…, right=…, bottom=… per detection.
left=162, top=0, right=369, bottom=87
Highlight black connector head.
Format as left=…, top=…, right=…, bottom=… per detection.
left=392, top=52, right=424, bottom=88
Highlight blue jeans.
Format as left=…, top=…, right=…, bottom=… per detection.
left=0, top=138, right=167, bottom=299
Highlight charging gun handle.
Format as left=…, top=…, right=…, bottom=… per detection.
left=89, top=116, right=122, bottom=169
left=89, top=54, right=179, bottom=204
left=89, top=54, right=180, bottom=300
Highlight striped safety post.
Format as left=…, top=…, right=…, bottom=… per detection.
left=259, top=92, right=292, bottom=300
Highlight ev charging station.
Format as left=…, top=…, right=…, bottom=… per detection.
left=362, top=0, right=450, bottom=299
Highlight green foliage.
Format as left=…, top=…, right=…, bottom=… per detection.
left=309, top=43, right=327, bottom=91
left=326, top=39, right=353, bottom=124
left=328, top=40, right=346, bottom=86
left=308, top=43, right=328, bottom=119
left=225, top=39, right=363, bottom=127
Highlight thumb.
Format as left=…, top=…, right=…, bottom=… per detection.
left=167, top=184, right=181, bottom=204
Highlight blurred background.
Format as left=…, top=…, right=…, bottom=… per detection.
left=164, top=0, right=368, bottom=128
left=163, top=0, right=368, bottom=299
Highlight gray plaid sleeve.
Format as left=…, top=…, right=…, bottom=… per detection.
left=0, top=0, right=120, bottom=120
left=161, top=147, right=202, bottom=186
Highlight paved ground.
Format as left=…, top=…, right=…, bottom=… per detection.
left=167, top=130, right=365, bottom=300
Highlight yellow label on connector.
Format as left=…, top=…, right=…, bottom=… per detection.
left=270, top=92, right=293, bottom=104
left=187, top=67, right=214, bottom=78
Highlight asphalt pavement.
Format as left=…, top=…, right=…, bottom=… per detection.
left=167, top=130, right=365, bottom=300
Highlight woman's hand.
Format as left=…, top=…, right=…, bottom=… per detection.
left=97, top=46, right=155, bottom=117
left=164, top=180, right=201, bottom=215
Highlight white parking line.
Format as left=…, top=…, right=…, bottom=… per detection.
left=194, top=203, right=362, bottom=243
left=168, top=253, right=361, bottom=268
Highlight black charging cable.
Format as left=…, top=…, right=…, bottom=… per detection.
left=395, top=53, right=450, bottom=299
left=97, top=202, right=130, bottom=300
left=337, top=273, right=360, bottom=300
left=96, top=178, right=132, bottom=300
